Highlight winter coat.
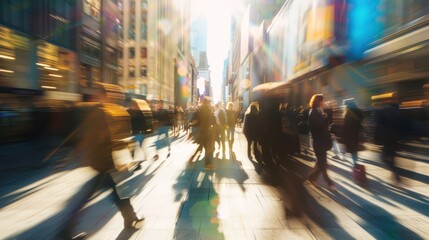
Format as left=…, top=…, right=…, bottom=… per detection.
left=308, top=108, right=332, bottom=152
left=343, top=108, right=363, bottom=153
left=243, top=112, right=258, bottom=140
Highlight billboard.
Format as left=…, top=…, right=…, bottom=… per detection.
left=267, top=0, right=347, bottom=82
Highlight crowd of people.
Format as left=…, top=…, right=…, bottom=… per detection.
left=63, top=91, right=406, bottom=239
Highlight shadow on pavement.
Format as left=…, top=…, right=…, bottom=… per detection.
left=291, top=153, right=427, bottom=239
left=172, top=148, right=225, bottom=240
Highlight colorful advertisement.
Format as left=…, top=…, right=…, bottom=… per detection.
left=267, top=0, right=346, bottom=82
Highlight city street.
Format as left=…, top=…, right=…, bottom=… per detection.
left=1, top=129, right=428, bottom=240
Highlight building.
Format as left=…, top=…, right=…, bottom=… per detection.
left=190, top=9, right=210, bottom=103
left=0, top=0, right=79, bottom=98
left=226, top=0, right=285, bottom=110
left=118, top=0, right=195, bottom=107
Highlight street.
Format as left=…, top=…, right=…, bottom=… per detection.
left=1, top=129, right=429, bottom=240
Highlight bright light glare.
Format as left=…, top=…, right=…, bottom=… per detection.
left=36, top=63, right=50, bottom=67
left=0, top=54, right=15, bottom=60
left=192, top=0, right=242, bottom=102
left=49, top=74, right=62, bottom=78
left=42, top=85, right=57, bottom=89
left=0, top=68, right=14, bottom=73
left=44, top=67, right=59, bottom=71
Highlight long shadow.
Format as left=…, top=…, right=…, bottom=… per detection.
left=172, top=152, right=224, bottom=240
left=294, top=154, right=427, bottom=239
left=214, top=150, right=249, bottom=192
left=396, top=151, right=429, bottom=164
left=347, top=156, right=429, bottom=185
left=114, top=228, right=139, bottom=240
left=258, top=159, right=357, bottom=239
left=326, top=182, right=425, bottom=239
left=5, top=177, right=100, bottom=240
left=321, top=159, right=429, bottom=215
left=0, top=159, right=81, bottom=209
left=5, top=159, right=166, bottom=240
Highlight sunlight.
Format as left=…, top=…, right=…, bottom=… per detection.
left=192, top=0, right=246, bottom=102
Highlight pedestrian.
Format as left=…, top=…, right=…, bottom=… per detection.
left=226, top=102, right=237, bottom=150
left=257, top=99, right=283, bottom=168
left=307, top=94, right=336, bottom=191
left=214, top=101, right=227, bottom=155
left=60, top=104, right=144, bottom=240
left=154, top=100, right=172, bottom=159
left=199, top=97, right=215, bottom=169
left=243, top=103, right=259, bottom=161
left=342, top=98, right=363, bottom=166
left=373, top=93, right=403, bottom=181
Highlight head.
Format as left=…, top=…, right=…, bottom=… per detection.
left=203, top=96, right=211, bottom=106
left=309, top=94, right=324, bottom=109
left=227, top=102, right=233, bottom=111
left=250, top=104, right=258, bottom=114
left=343, top=98, right=358, bottom=109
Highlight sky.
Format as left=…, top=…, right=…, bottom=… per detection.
left=191, top=0, right=235, bottom=102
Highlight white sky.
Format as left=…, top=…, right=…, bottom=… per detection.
left=191, top=0, right=234, bottom=102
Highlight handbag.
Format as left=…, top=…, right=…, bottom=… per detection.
left=353, top=164, right=366, bottom=182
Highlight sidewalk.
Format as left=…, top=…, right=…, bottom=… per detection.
left=0, top=129, right=428, bottom=239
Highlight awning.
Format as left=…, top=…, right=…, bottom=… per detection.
left=251, top=82, right=287, bottom=93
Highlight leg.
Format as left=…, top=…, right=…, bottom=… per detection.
left=314, top=150, right=334, bottom=186
left=351, top=152, right=358, bottom=166
left=104, top=174, right=144, bottom=228
left=220, top=128, right=226, bottom=153
left=59, top=173, right=104, bottom=238
left=246, top=137, right=252, bottom=159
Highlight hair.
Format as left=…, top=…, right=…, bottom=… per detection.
left=227, top=102, right=233, bottom=110
left=250, top=104, right=258, bottom=114
left=309, top=94, right=324, bottom=109
left=343, top=98, right=358, bottom=109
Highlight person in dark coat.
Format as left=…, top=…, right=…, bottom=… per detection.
left=307, top=94, right=336, bottom=191
left=243, top=103, right=259, bottom=161
left=342, top=98, right=363, bottom=166
left=255, top=99, right=283, bottom=168
left=199, top=97, right=215, bottom=169
left=226, top=102, right=237, bottom=150
left=373, top=94, right=403, bottom=180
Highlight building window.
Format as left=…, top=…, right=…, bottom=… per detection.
left=129, top=66, right=135, bottom=77
left=403, top=0, right=429, bottom=23
left=128, top=47, right=135, bottom=58
left=83, top=0, right=100, bottom=21
left=128, top=23, right=136, bottom=39
left=140, top=47, right=147, bottom=58
left=141, top=66, right=147, bottom=77
left=142, top=0, right=148, bottom=10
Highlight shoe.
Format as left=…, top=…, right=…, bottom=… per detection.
left=328, top=184, right=337, bottom=191
left=167, top=152, right=171, bottom=158
left=124, top=217, right=145, bottom=228
left=153, top=154, right=159, bottom=160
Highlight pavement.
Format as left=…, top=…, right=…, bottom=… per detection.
left=0, top=128, right=429, bottom=240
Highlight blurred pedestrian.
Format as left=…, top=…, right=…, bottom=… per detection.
left=307, top=94, right=336, bottom=191
left=154, top=100, right=172, bottom=159
left=199, top=97, right=215, bottom=169
left=373, top=93, right=403, bottom=180
left=342, top=98, right=363, bottom=166
left=243, top=103, right=259, bottom=161
left=214, top=101, right=227, bottom=155
left=60, top=104, right=143, bottom=240
left=226, top=102, right=237, bottom=150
